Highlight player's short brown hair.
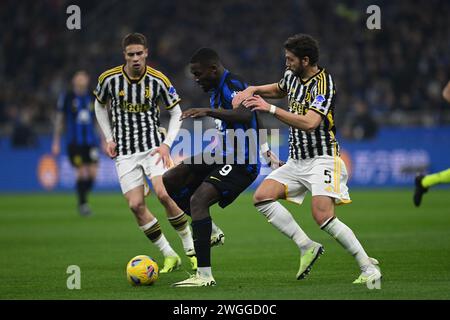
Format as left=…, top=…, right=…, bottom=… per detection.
left=122, top=33, right=148, bottom=50
left=284, top=34, right=319, bottom=65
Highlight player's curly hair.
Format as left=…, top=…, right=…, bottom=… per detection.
left=284, top=34, right=319, bottom=65
left=122, top=33, right=148, bottom=49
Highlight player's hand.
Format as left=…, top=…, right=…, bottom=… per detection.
left=105, top=141, right=118, bottom=159
left=263, top=150, right=285, bottom=170
left=180, top=108, right=210, bottom=120
left=51, top=142, right=60, bottom=156
left=242, top=95, right=271, bottom=112
left=150, top=143, right=173, bottom=169
left=232, top=86, right=256, bottom=108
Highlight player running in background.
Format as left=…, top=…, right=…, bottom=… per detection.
left=165, top=48, right=281, bottom=287
left=234, top=34, right=382, bottom=285
left=93, top=33, right=196, bottom=273
left=52, top=70, right=100, bottom=216
left=414, top=80, right=450, bottom=207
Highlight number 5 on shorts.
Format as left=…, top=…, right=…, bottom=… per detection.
left=324, top=169, right=332, bottom=184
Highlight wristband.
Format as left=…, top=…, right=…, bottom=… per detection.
left=260, top=142, right=270, bottom=154
left=269, top=104, right=277, bottom=115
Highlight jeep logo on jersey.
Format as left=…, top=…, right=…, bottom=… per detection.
left=121, top=102, right=151, bottom=113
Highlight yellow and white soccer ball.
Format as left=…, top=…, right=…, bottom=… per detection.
left=126, top=255, right=159, bottom=286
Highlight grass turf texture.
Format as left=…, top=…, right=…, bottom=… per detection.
left=0, top=190, right=449, bottom=300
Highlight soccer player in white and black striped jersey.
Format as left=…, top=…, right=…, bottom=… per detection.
left=94, top=33, right=197, bottom=274
left=235, top=34, right=382, bottom=285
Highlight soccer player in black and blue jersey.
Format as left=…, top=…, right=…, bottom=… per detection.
left=164, top=48, right=267, bottom=287
left=52, top=70, right=101, bottom=216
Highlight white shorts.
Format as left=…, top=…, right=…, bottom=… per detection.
left=265, top=155, right=351, bottom=205
left=115, top=149, right=167, bottom=194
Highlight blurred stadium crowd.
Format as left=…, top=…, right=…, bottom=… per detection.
left=0, top=0, right=449, bottom=145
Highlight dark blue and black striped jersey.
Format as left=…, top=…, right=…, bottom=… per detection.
left=57, top=91, right=99, bottom=146
left=209, top=70, right=260, bottom=172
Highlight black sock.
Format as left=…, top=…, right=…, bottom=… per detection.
left=76, top=179, right=88, bottom=205
left=86, top=178, right=94, bottom=192
left=191, top=216, right=212, bottom=268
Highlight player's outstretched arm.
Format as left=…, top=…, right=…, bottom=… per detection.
left=94, top=100, right=117, bottom=158
left=94, top=121, right=108, bottom=155
left=260, top=142, right=285, bottom=169
left=150, top=104, right=181, bottom=168
left=180, top=106, right=252, bottom=124
left=207, top=105, right=253, bottom=124
left=232, top=83, right=286, bottom=108
left=243, top=95, right=322, bottom=132
left=257, top=116, right=284, bottom=169
left=163, top=104, right=182, bottom=148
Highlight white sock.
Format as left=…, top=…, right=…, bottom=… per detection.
left=178, top=225, right=194, bottom=253
left=139, top=218, right=158, bottom=231
left=256, top=201, right=313, bottom=254
left=197, top=267, right=212, bottom=278
left=321, top=217, right=371, bottom=269
left=139, top=219, right=177, bottom=258
left=169, top=212, right=195, bottom=253
left=153, top=235, right=178, bottom=257
left=211, top=221, right=220, bottom=234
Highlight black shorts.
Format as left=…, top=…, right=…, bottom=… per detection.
left=67, top=144, right=99, bottom=168
left=181, top=156, right=259, bottom=209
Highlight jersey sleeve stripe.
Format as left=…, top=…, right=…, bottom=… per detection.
left=322, top=73, right=327, bottom=94
left=323, top=74, right=334, bottom=109
left=278, top=82, right=287, bottom=92
left=146, top=67, right=171, bottom=87
left=98, top=66, right=122, bottom=84
left=316, top=73, right=326, bottom=95
left=158, top=85, right=171, bottom=107
left=311, top=74, right=334, bottom=115
left=93, top=91, right=106, bottom=104
left=308, top=106, right=327, bottom=116
left=165, top=99, right=181, bottom=110
left=95, top=73, right=115, bottom=104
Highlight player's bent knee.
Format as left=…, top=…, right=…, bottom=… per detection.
left=311, top=206, right=334, bottom=226
left=253, top=180, right=285, bottom=205
left=189, top=193, right=203, bottom=211
left=315, top=215, right=334, bottom=227
left=128, top=199, right=146, bottom=214
left=189, top=192, right=210, bottom=218
left=253, top=191, right=276, bottom=205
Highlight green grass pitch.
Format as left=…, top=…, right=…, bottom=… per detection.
left=0, top=190, right=449, bottom=299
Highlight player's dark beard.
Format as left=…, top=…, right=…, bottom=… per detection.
left=293, top=65, right=305, bottom=77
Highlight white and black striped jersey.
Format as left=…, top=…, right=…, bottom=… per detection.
left=93, top=65, right=180, bottom=156
left=278, top=67, right=339, bottom=160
